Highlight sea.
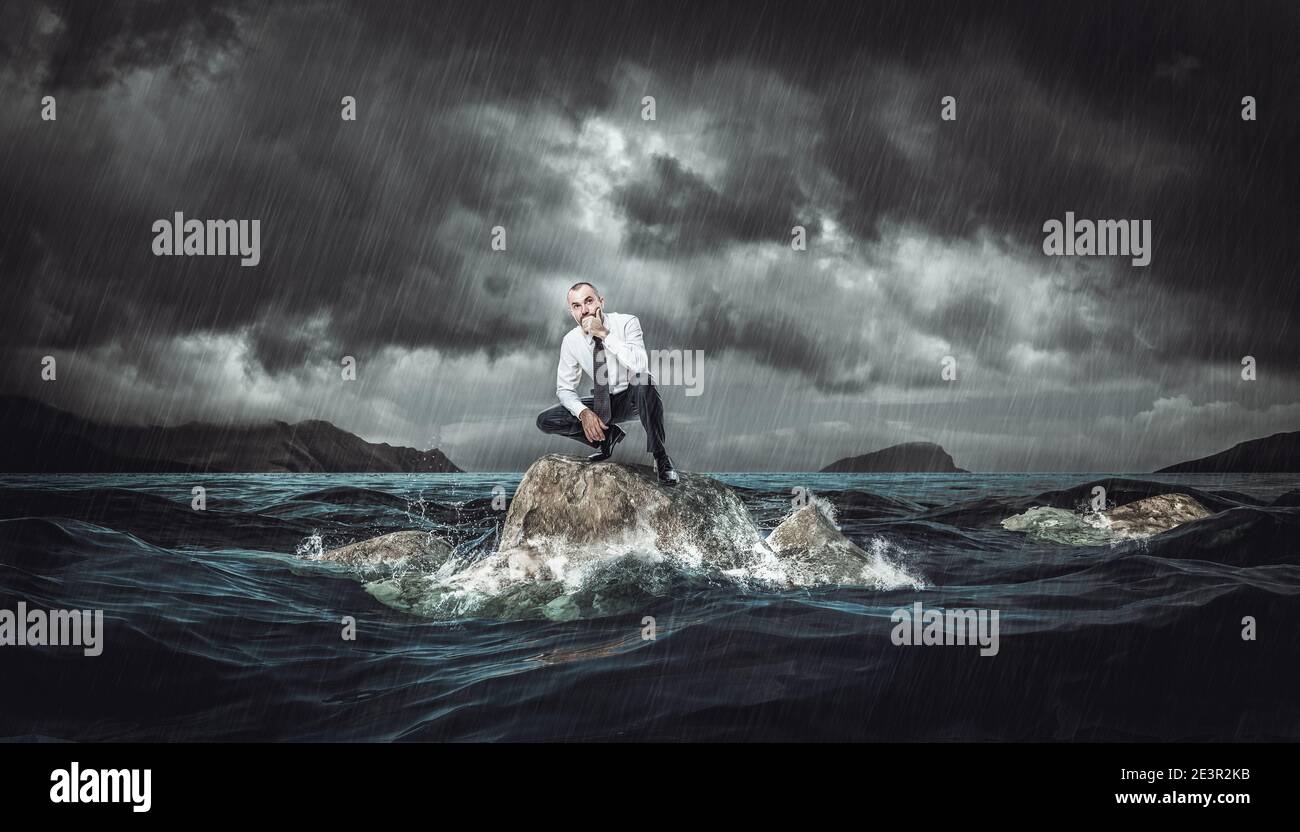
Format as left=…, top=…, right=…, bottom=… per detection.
left=1, top=470, right=1297, bottom=741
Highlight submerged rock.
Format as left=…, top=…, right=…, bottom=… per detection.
left=1001, top=492, right=1211, bottom=545
left=999, top=507, right=1117, bottom=546
left=543, top=595, right=581, bottom=622
left=321, top=529, right=454, bottom=570
left=766, top=502, right=873, bottom=584
left=1103, top=493, right=1211, bottom=537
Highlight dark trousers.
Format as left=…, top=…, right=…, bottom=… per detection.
left=536, top=378, right=667, bottom=455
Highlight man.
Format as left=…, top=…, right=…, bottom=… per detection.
left=535, top=282, right=679, bottom=485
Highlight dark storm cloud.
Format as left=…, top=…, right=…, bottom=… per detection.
left=678, top=287, right=823, bottom=375
left=616, top=153, right=817, bottom=256
left=1, top=1, right=596, bottom=377
left=814, top=45, right=1298, bottom=328
left=245, top=318, right=330, bottom=376
left=831, top=3, right=1300, bottom=365
left=6, top=0, right=1298, bottom=367
left=3, top=0, right=248, bottom=90
left=2, top=0, right=1299, bottom=470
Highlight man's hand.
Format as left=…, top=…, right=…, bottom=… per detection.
left=579, top=408, right=607, bottom=443
left=581, top=312, right=609, bottom=339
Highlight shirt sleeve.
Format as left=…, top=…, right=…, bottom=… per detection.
left=555, top=338, right=587, bottom=418
left=600, top=314, right=649, bottom=378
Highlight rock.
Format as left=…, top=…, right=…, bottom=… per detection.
left=543, top=595, right=581, bottom=622
left=329, top=456, right=925, bottom=621
left=1001, top=492, right=1211, bottom=545
left=1102, top=493, right=1211, bottom=537
left=1025, top=477, right=1245, bottom=514
left=999, top=506, right=1117, bottom=546
left=0, top=395, right=463, bottom=474
left=497, top=453, right=771, bottom=572
left=1155, top=431, right=1300, bottom=473
left=820, top=442, right=968, bottom=473
left=321, top=530, right=454, bottom=570
left=1272, top=489, right=1300, bottom=508
left=591, top=585, right=654, bottom=617
left=766, top=502, right=873, bottom=584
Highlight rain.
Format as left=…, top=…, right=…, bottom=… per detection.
left=0, top=0, right=1297, bottom=762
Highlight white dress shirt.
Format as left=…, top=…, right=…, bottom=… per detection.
left=555, top=311, right=655, bottom=418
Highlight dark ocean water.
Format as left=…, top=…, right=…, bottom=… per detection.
left=1, top=470, right=1298, bottom=741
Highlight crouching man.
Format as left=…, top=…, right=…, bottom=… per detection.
left=535, top=282, right=678, bottom=485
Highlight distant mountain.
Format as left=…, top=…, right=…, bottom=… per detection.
left=1155, top=432, right=1300, bottom=474
left=0, top=396, right=462, bottom=473
left=820, top=442, right=968, bottom=473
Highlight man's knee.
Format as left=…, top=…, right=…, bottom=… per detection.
left=629, top=378, right=659, bottom=402
left=537, top=406, right=575, bottom=434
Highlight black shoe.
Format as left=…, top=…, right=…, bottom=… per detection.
left=654, top=454, right=679, bottom=486
left=586, top=423, right=625, bottom=461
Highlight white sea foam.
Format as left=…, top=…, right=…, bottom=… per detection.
left=295, top=533, right=325, bottom=560
left=860, top=536, right=927, bottom=590
left=355, top=518, right=925, bottom=621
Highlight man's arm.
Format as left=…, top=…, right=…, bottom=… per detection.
left=600, top=314, right=649, bottom=377
left=556, top=339, right=588, bottom=418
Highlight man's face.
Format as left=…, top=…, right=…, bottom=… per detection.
left=567, top=285, right=604, bottom=327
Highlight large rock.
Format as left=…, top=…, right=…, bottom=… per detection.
left=766, top=502, right=873, bottom=584
left=820, top=441, right=968, bottom=473
left=1155, top=431, right=1300, bottom=473
left=321, top=530, right=454, bottom=570
left=497, top=453, right=771, bottom=571
left=0, top=395, right=463, bottom=474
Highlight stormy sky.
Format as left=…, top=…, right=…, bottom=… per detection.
left=2, top=0, right=1298, bottom=471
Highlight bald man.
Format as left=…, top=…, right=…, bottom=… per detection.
left=535, top=282, right=678, bottom=485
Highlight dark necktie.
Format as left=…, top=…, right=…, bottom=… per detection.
left=592, top=336, right=612, bottom=423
